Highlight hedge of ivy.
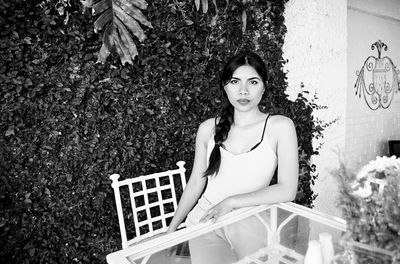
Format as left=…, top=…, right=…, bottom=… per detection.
left=0, top=0, right=322, bottom=263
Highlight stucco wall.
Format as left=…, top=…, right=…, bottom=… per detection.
left=283, top=0, right=347, bottom=218
left=346, top=0, right=400, bottom=170
left=284, top=0, right=400, bottom=220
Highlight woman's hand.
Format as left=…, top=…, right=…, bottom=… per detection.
left=200, top=198, right=234, bottom=223
left=166, top=226, right=176, bottom=234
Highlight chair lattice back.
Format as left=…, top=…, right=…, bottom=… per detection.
left=110, top=161, right=187, bottom=249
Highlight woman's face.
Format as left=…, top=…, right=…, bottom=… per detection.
left=223, top=65, right=265, bottom=112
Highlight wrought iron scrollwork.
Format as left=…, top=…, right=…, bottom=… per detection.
left=354, top=40, right=400, bottom=110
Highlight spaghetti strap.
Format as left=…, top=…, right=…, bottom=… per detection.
left=249, top=114, right=271, bottom=152
left=260, top=114, right=270, bottom=142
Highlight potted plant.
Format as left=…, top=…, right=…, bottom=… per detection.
left=334, top=156, right=400, bottom=263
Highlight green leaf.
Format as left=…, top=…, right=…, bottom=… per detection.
left=80, top=0, right=94, bottom=8
left=185, top=19, right=194, bottom=25
left=110, top=26, right=133, bottom=65
left=131, top=0, right=148, bottom=10
left=5, top=127, right=15, bottom=136
left=115, top=0, right=152, bottom=28
left=97, top=25, right=113, bottom=64
left=92, top=0, right=111, bottom=16
left=96, top=38, right=114, bottom=63
left=201, top=0, right=208, bottom=13
left=113, top=4, right=146, bottom=42
left=94, top=9, right=112, bottom=33
left=114, top=17, right=138, bottom=60
left=88, top=0, right=150, bottom=64
left=103, top=23, right=113, bottom=49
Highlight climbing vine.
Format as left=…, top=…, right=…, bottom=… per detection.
left=0, top=0, right=323, bottom=263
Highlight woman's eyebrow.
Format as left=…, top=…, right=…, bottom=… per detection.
left=231, top=76, right=261, bottom=80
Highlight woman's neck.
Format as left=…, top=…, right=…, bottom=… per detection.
left=233, top=109, right=265, bottom=127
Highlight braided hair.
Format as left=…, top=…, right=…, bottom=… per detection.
left=203, top=52, right=268, bottom=177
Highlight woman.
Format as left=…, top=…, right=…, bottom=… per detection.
left=167, top=52, right=299, bottom=263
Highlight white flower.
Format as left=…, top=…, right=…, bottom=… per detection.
left=352, top=177, right=387, bottom=198
left=352, top=180, right=373, bottom=198
left=373, top=178, right=387, bottom=194
left=372, top=156, right=400, bottom=171
left=356, top=165, right=373, bottom=180
left=356, top=156, right=400, bottom=180
left=351, top=156, right=399, bottom=198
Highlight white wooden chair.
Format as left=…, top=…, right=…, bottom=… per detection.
left=110, top=161, right=187, bottom=249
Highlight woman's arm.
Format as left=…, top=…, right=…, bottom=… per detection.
left=201, top=116, right=299, bottom=222
left=167, top=119, right=214, bottom=232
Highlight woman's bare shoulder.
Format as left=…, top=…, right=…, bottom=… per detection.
left=269, top=114, right=295, bottom=131
left=197, top=117, right=217, bottom=142
left=199, top=117, right=216, bottom=130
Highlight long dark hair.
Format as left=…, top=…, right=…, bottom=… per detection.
left=203, top=52, right=268, bottom=177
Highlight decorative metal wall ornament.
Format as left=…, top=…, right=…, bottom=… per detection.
left=354, top=40, right=400, bottom=110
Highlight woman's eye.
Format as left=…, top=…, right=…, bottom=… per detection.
left=250, top=80, right=259, bottom=85
left=230, top=79, right=239, bottom=84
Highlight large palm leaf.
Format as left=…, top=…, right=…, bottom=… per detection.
left=81, top=0, right=152, bottom=65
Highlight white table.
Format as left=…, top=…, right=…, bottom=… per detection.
left=106, top=202, right=346, bottom=264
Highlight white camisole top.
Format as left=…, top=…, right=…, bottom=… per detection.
left=202, top=116, right=278, bottom=205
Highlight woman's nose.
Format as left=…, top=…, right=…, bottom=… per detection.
left=239, top=84, right=249, bottom=95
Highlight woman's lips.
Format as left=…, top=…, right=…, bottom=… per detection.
left=237, top=99, right=250, bottom=105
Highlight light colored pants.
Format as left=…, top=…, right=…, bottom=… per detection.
left=185, top=196, right=270, bottom=264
